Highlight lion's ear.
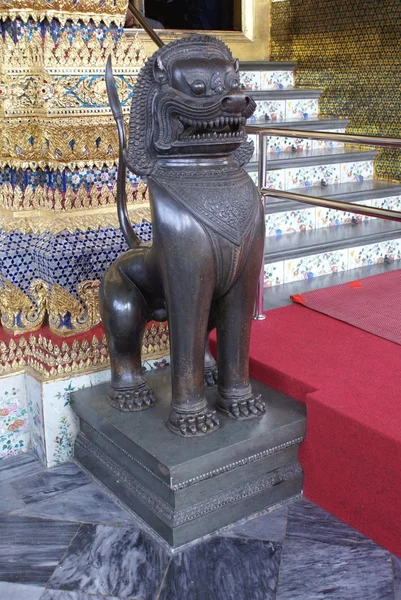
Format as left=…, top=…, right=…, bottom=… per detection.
left=154, top=56, right=168, bottom=84
left=234, top=58, right=240, bottom=73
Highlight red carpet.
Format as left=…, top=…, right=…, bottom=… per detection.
left=211, top=301, right=401, bottom=557
left=291, top=269, right=401, bottom=346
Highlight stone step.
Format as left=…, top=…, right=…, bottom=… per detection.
left=264, top=215, right=401, bottom=264
left=264, top=179, right=401, bottom=213
left=265, top=147, right=378, bottom=170
left=247, top=117, right=349, bottom=131
left=263, top=219, right=401, bottom=287
left=263, top=261, right=401, bottom=311
left=240, top=62, right=296, bottom=91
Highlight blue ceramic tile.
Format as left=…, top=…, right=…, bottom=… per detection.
left=393, top=555, right=401, bottom=600
left=14, top=482, right=136, bottom=526
left=0, top=453, right=45, bottom=484
left=0, top=582, right=45, bottom=600
left=225, top=505, right=288, bottom=542
left=10, top=462, right=91, bottom=505
left=276, top=538, right=394, bottom=600
left=286, top=498, right=371, bottom=546
left=46, top=523, right=170, bottom=599
left=0, top=515, right=80, bottom=585
left=39, top=590, right=121, bottom=600
left=159, top=536, right=281, bottom=600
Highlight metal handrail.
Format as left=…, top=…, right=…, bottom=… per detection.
left=251, top=125, right=401, bottom=320
left=261, top=189, right=401, bottom=223
left=246, top=126, right=401, bottom=149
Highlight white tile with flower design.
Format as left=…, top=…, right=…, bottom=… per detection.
left=286, top=99, right=319, bottom=120
left=265, top=208, right=316, bottom=236
left=371, top=195, right=401, bottom=211
left=252, top=100, right=286, bottom=122
left=0, top=374, right=30, bottom=461
left=348, top=239, right=401, bottom=270
left=312, top=129, right=346, bottom=150
left=285, top=164, right=340, bottom=190
left=284, top=249, right=348, bottom=283
left=340, top=160, right=374, bottom=183
left=266, top=135, right=313, bottom=155
left=265, top=170, right=285, bottom=190
left=316, top=200, right=372, bottom=229
left=247, top=134, right=258, bottom=161
left=264, top=260, right=285, bottom=287
left=261, top=71, right=294, bottom=90
left=370, top=195, right=401, bottom=211
left=26, top=376, right=46, bottom=464
left=240, top=71, right=261, bottom=91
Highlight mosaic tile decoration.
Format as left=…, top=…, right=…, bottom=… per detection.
left=265, top=208, right=316, bottom=236
left=0, top=222, right=152, bottom=295
left=270, top=0, right=401, bottom=181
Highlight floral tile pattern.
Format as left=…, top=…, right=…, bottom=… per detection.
left=286, top=99, right=319, bottom=120
left=312, top=129, right=346, bottom=150
left=240, top=71, right=261, bottom=91
left=261, top=70, right=294, bottom=90
left=26, top=377, right=45, bottom=465
left=284, top=250, right=348, bottom=283
left=265, top=170, right=285, bottom=190
left=285, top=164, right=340, bottom=189
left=348, top=239, right=401, bottom=270
left=266, top=136, right=313, bottom=155
left=247, top=134, right=258, bottom=161
left=265, top=208, right=316, bottom=236
left=340, top=160, right=374, bottom=183
left=371, top=195, right=401, bottom=211
left=316, top=201, right=372, bottom=229
left=0, top=375, right=30, bottom=461
left=264, top=260, right=285, bottom=287
left=252, top=100, right=286, bottom=122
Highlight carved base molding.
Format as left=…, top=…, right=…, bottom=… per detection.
left=0, top=321, right=169, bottom=380
left=72, top=368, right=306, bottom=547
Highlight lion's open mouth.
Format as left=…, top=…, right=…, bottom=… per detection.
left=177, top=115, right=247, bottom=142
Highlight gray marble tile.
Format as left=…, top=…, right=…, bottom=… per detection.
left=276, top=538, right=394, bottom=600
left=13, top=482, right=136, bottom=526
left=10, top=462, right=91, bottom=505
left=0, top=482, right=26, bottom=514
left=0, top=453, right=45, bottom=484
left=46, top=523, right=170, bottom=599
left=393, top=555, right=401, bottom=600
left=0, top=515, right=80, bottom=585
left=159, top=536, right=281, bottom=600
left=286, top=498, right=371, bottom=546
left=0, top=582, right=45, bottom=600
left=40, top=591, right=121, bottom=599
left=225, top=505, right=288, bottom=542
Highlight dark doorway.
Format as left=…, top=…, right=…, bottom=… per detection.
left=143, top=0, right=240, bottom=31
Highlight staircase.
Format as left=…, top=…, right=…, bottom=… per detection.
left=241, top=61, right=401, bottom=309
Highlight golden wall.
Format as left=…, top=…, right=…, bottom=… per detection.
left=271, top=0, right=401, bottom=180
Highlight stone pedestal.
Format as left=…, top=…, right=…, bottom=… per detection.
left=71, top=368, right=306, bottom=547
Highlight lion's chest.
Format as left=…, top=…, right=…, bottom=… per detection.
left=150, top=167, right=260, bottom=246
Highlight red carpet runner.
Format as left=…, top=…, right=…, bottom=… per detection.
left=291, top=269, right=401, bottom=346
left=212, top=300, right=401, bottom=557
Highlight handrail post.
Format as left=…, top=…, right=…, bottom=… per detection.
left=253, top=132, right=267, bottom=321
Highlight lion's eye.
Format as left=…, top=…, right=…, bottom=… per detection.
left=191, top=80, right=206, bottom=95
left=231, top=79, right=240, bottom=90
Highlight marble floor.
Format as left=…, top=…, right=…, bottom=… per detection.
left=0, top=453, right=400, bottom=600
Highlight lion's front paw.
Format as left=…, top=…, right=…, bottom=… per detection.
left=167, top=408, right=220, bottom=437
left=217, top=394, right=266, bottom=420
left=204, top=365, right=218, bottom=387
left=108, top=386, right=156, bottom=412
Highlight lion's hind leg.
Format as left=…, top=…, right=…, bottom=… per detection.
left=99, top=248, right=159, bottom=412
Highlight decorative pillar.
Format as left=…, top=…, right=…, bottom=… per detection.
left=0, top=3, right=170, bottom=464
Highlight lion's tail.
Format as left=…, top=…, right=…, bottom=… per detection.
left=106, top=56, right=141, bottom=249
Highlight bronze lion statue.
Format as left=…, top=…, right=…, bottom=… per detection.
left=101, top=34, right=266, bottom=436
